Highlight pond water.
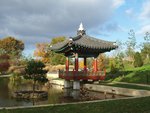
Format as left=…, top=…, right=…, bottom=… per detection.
left=0, top=77, right=63, bottom=107
left=0, top=77, right=129, bottom=107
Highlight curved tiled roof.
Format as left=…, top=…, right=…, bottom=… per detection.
left=50, top=38, right=70, bottom=51
left=72, top=35, right=117, bottom=50
left=50, top=34, right=118, bottom=57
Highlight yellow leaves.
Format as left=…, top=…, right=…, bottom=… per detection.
left=0, top=36, right=24, bottom=56
left=50, top=36, right=65, bottom=45
left=79, top=60, right=84, bottom=69
left=34, top=43, right=50, bottom=63
left=97, top=54, right=106, bottom=71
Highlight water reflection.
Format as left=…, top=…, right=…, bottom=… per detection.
left=0, top=77, right=63, bottom=107
left=0, top=77, right=129, bottom=107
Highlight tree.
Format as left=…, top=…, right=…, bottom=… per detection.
left=34, top=43, right=50, bottom=63
left=49, top=36, right=66, bottom=65
left=0, top=37, right=24, bottom=58
left=141, top=32, right=150, bottom=64
left=86, top=58, right=93, bottom=70
left=125, top=29, right=136, bottom=63
left=0, top=54, right=10, bottom=74
left=24, top=59, right=48, bottom=95
left=109, top=59, right=118, bottom=74
left=144, top=32, right=150, bottom=41
left=0, top=48, right=6, bottom=55
left=79, top=60, right=84, bottom=69
left=50, top=36, right=66, bottom=45
left=134, top=52, right=143, bottom=67
left=34, top=36, right=66, bottom=65
left=50, top=53, right=66, bottom=65
left=97, top=54, right=106, bottom=71
left=109, top=55, right=124, bottom=74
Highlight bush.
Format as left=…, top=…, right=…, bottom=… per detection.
left=109, top=60, right=118, bottom=74
left=8, top=66, right=25, bottom=74
left=134, top=52, right=143, bottom=67
left=45, top=64, right=74, bottom=72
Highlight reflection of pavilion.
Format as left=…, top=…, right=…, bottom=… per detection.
left=50, top=23, right=118, bottom=99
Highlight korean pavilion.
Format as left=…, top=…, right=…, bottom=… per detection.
left=50, top=23, right=118, bottom=99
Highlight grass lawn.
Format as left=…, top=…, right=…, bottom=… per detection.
left=98, top=82, right=150, bottom=91
left=0, top=96, right=150, bottom=113
left=106, top=64, right=150, bottom=84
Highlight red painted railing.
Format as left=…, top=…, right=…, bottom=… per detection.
left=58, top=69, right=106, bottom=81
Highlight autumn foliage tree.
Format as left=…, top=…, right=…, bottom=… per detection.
left=34, top=36, right=66, bottom=65
left=0, top=37, right=24, bottom=58
left=50, top=36, right=66, bottom=45
left=97, top=54, right=106, bottom=71
left=34, top=43, right=50, bottom=63
left=79, top=60, right=84, bottom=69
left=0, top=54, right=10, bottom=74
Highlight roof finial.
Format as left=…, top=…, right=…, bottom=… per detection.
left=78, top=22, right=84, bottom=31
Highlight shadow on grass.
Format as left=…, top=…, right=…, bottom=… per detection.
left=105, top=70, right=150, bottom=84
left=105, top=70, right=133, bottom=80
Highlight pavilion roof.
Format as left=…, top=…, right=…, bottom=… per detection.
left=50, top=34, right=118, bottom=57
left=50, top=23, right=118, bottom=57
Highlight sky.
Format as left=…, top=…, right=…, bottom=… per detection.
left=0, top=0, right=150, bottom=56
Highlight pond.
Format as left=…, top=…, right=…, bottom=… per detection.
left=0, top=77, right=63, bottom=107
left=0, top=76, right=129, bottom=107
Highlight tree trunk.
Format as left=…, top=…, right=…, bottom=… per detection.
left=32, top=75, right=36, bottom=105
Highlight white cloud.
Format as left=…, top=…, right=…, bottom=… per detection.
left=140, top=0, right=150, bottom=20
left=138, top=1, right=150, bottom=36
left=101, top=22, right=124, bottom=32
left=113, top=0, right=125, bottom=8
left=137, top=24, right=150, bottom=35
left=0, top=0, right=125, bottom=55
left=125, top=8, right=133, bottom=17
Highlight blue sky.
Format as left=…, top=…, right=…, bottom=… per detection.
left=0, top=0, right=150, bottom=56
left=93, top=0, right=147, bottom=42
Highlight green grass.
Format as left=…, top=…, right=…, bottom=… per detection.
left=99, top=82, right=150, bottom=91
left=106, top=64, right=150, bottom=84
left=0, top=96, right=150, bottom=113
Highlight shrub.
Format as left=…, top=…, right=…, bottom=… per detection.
left=8, top=66, right=25, bottom=74
left=134, top=52, right=143, bottom=67
left=109, top=60, right=118, bottom=74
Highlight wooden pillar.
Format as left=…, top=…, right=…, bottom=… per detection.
left=75, top=53, right=78, bottom=71
left=84, top=57, right=87, bottom=71
left=93, top=58, right=98, bottom=72
left=65, top=57, right=69, bottom=71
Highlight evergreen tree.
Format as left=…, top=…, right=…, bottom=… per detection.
left=24, top=59, right=48, bottom=94
left=134, top=52, right=143, bottom=67
left=141, top=32, right=150, bottom=64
